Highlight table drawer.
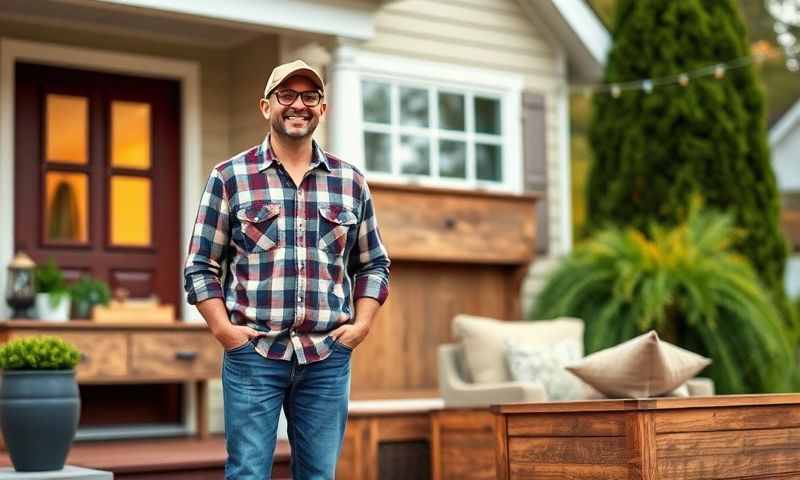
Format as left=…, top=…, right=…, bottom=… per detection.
left=130, top=332, right=222, bottom=380
left=11, top=331, right=128, bottom=380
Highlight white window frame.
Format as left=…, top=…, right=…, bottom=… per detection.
left=335, top=50, right=523, bottom=194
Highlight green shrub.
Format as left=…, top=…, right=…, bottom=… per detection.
left=586, top=0, right=790, bottom=325
left=0, top=336, right=81, bottom=370
left=532, top=199, right=794, bottom=394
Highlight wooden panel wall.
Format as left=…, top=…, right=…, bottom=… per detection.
left=350, top=261, right=522, bottom=396
left=371, top=183, right=539, bottom=265
left=350, top=184, right=539, bottom=397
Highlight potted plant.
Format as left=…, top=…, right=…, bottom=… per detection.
left=69, top=276, right=111, bottom=319
left=0, top=336, right=81, bottom=471
left=33, top=259, right=70, bottom=321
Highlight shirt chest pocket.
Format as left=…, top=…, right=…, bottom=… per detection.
left=318, top=205, right=358, bottom=255
left=235, top=203, right=281, bottom=253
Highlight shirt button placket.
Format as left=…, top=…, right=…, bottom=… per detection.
left=295, top=187, right=305, bottom=328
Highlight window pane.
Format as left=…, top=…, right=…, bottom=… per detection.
left=399, top=135, right=430, bottom=175
left=111, top=176, right=151, bottom=246
left=362, top=81, right=390, bottom=124
left=45, top=172, right=88, bottom=243
left=438, top=92, right=465, bottom=131
left=439, top=140, right=466, bottom=178
left=112, top=101, right=151, bottom=170
left=400, top=87, right=429, bottom=127
left=476, top=144, right=502, bottom=181
left=364, top=132, right=391, bottom=173
left=46, top=94, right=88, bottom=164
left=475, top=97, right=501, bottom=135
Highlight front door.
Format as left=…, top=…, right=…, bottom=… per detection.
left=14, top=62, right=181, bottom=311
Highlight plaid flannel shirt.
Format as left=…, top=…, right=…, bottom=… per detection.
left=184, top=135, right=390, bottom=364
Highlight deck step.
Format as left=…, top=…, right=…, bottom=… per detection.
left=0, top=435, right=291, bottom=479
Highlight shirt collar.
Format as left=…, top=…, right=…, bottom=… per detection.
left=257, top=134, right=331, bottom=173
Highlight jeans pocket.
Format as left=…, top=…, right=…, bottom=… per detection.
left=335, top=339, right=354, bottom=352
left=225, top=339, right=254, bottom=354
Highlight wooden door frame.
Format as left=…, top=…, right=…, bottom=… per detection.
left=0, top=38, right=202, bottom=322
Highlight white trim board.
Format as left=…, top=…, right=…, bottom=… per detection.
left=93, top=0, right=376, bottom=41
left=0, top=38, right=203, bottom=324
left=771, top=98, right=800, bottom=147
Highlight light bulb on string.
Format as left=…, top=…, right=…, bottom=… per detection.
left=641, top=79, right=654, bottom=94
left=714, top=64, right=726, bottom=79
left=778, top=31, right=797, bottom=47
left=678, top=73, right=690, bottom=87
left=611, top=84, right=621, bottom=98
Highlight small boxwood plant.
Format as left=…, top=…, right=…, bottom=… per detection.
left=0, top=336, right=81, bottom=370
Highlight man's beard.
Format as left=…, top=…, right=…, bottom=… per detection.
left=271, top=109, right=318, bottom=140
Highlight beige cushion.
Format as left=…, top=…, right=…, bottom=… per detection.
left=452, top=314, right=584, bottom=384
left=566, top=330, right=711, bottom=398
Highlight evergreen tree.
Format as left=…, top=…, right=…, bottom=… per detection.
left=586, top=0, right=791, bottom=329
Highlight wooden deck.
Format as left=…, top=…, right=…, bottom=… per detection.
left=0, top=435, right=291, bottom=479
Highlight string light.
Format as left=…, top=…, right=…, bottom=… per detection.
left=571, top=49, right=794, bottom=99
left=570, top=56, right=753, bottom=97
left=570, top=3, right=798, bottom=99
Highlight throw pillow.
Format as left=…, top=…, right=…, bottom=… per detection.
left=452, top=314, right=584, bottom=384
left=566, top=330, right=711, bottom=398
left=506, top=338, right=587, bottom=401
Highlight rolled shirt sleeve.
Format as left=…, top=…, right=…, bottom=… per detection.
left=183, top=168, right=230, bottom=305
left=349, top=181, right=391, bottom=305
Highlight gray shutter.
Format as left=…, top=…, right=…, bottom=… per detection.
left=521, top=92, right=549, bottom=254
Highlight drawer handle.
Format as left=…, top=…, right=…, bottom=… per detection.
left=175, top=351, right=198, bottom=361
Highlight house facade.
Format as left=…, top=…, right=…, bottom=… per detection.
left=0, top=0, right=608, bottom=437
left=770, top=98, right=800, bottom=299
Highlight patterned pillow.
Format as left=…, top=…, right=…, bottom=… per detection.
left=505, top=338, right=587, bottom=401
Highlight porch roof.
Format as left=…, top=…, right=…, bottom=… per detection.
left=90, top=0, right=378, bottom=41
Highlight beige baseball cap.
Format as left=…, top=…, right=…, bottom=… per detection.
left=263, top=59, right=325, bottom=98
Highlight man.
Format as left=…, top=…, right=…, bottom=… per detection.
left=183, top=59, right=390, bottom=480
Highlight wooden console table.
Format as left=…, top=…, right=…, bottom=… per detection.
left=0, top=320, right=221, bottom=439
left=493, top=394, right=800, bottom=480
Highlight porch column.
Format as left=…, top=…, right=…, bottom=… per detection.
left=327, top=39, right=364, bottom=167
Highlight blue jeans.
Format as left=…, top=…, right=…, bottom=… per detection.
left=222, top=338, right=352, bottom=480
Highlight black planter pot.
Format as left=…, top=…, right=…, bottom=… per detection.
left=0, top=370, right=80, bottom=471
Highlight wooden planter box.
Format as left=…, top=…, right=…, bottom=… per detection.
left=493, top=394, right=800, bottom=480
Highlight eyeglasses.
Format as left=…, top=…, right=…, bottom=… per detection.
left=270, top=89, right=323, bottom=107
